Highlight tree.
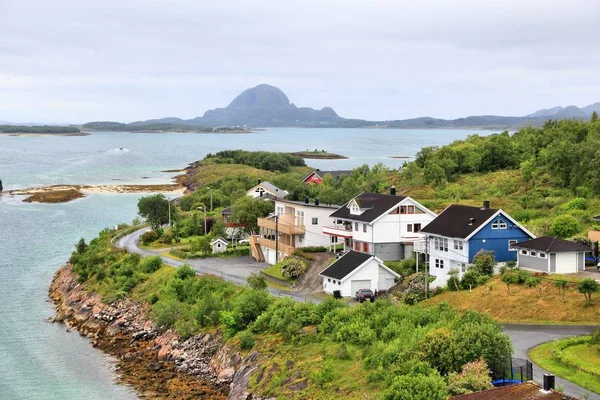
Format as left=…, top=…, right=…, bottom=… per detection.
left=526, top=277, right=542, bottom=297
left=473, top=250, right=497, bottom=276
left=211, top=217, right=227, bottom=238
left=447, top=268, right=461, bottom=291
left=191, top=235, right=212, bottom=254
left=138, top=194, right=173, bottom=230
left=75, top=238, right=88, bottom=255
left=592, top=111, right=599, bottom=123
left=280, top=258, right=307, bottom=279
left=551, top=215, right=580, bottom=238
left=554, top=279, right=568, bottom=300
left=247, top=273, right=267, bottom=290
left=461, top=268, right=482, bottom=291
left=447, top=359, right=493, bottom=396
left=578, top=278, right=599, bottom=304
left=502, top=272, right=518, bottom=294
left=423, top=162, right=446, bottom=187
left=232, top=196, right=274, bottom=234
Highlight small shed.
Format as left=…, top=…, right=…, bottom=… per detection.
left=210, top=238, right=229, bottom=254
left=319, top=251, right=400, bottom=297
left=513, top=236, right=591, bottom=274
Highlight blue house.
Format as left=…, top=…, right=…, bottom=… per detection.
left=420, top=202, right=535, bottom=287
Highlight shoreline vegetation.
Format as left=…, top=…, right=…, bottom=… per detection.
left=9, top=184, right=184, bottom=203
left=81, top=121, right=251, bottom=134
left=289, top=150, right=348, bottom=159
left=0, top=125, right=86, bottom=136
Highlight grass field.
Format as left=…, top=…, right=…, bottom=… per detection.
left=529, top=336, right=600, bottom=394
left=262, top=263, right=297, bottom=284
left=425, top=274, right=600, bottom=324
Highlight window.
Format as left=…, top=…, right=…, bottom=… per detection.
left=414, top=223, right=421, bottom=233
left=407, top=224, right=413, bottom=233
left=312, top=217, right=319, bottom=225
left=276, top=206, right=284, bottom=215
left=362, top=242, right=370, bottom=253
left=491, top=219, right=507, bottom=229
left=530, top=251, right=536, bottom=257
left=298, top=236, right=304, bottom=243
left=400, top=206, right=407, bottom=214
left=389, top=207, right=399, bottom=215
left=454, top=240, right=463, bottom=251
left=539, top=252, right=547, bottom=258
left=460, top=263, right=467, bottom=273
left=363, top=223, right=367, bottom=233
left=434, top=237, right=448, bottom=252
left=415, top=207, right=426, bottom=214
left=354, top=222, right=359, bottom=231
left=223, top=215, right=232, bottom=223
left=331, top=236, right=338, bottom=243
left=354, top=241, right=361, bottom=251
left=328, top=278, right=331, bottom=282
left=509, top=240, right=517, bottom=251
left=407, top=205, right=415, bottom=214
left=296, top=211, right=304, bottom=225
left=521, top=249, right=528, bottom=255
left=435, top=259, right=444, bottom=269
left=350, top=201, right=361, bottom=215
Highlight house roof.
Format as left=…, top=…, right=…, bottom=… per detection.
left=276, top=198, right=340, bottom=209
left=329, top=192, right=407, bottom=223
left=513, top=237, right=592, bottom=253
left=248, top=181, right=287, bottom=198
left=420, top=204, right=499, bottom=239
left=319, top=251, right=373, bottom=280
left=593, top=215, right=600, bottom=222
left=220, top=206, right=232, bottom=215
left=451, top=382, right=579, bottom=400
left=302, top=170, right=353, bottom=182
left=210, top=237, right=229, bottom=245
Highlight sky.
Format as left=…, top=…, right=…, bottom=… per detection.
left=1, top=0, right=600, bottom=124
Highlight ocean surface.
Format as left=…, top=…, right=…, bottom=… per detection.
left=0, top=128, right=494, bottom=399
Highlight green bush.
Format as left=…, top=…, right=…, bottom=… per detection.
left=140, top=256, right=163, bottom=274
left=247, top=273, right=268, bottom=290
left=566, top=197, right=587, bottom=211
left=141, top=230, right=159, bottom=245
left=384, top=372, right=447, bottom=400
left=298, top=246, right=328, bottom=253
left=472, top=250, right=496, bottom=276
left=385, top=258, right=417, bottom=278
left=310, top=363, right=337, bottom=388
left=237, top=330, right=256, bottom=350
left=551, top=215, right=580, bottom=238
left=280, top=258, right=307, bottom=279
left=461, top=269, right=482, bottom=290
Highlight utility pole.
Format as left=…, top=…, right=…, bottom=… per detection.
left=424, top=235, right=429, bottom=299
left=209, top=187, right=213, bottom=212
left=275, top=214, right=279, bottom=264
left=168, top=197, right=171, bottom=227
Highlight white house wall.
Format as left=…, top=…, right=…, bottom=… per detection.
left=428, top=235, right=470, bottom=288
left=322, top=259, right=398, bottom=297
left=274, top=200, right=335, bottom=249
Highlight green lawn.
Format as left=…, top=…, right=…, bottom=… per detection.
left=262, top=263, right=297, bottom=284
left=529, top=336, right=600, bottom=394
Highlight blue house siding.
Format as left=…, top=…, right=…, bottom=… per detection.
left=468, top=213, right=533, bottom=262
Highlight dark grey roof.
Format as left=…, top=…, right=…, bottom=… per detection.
left=302, top=170, right=353, bottom=182
left=251, top=181, right=287, bottom=198
left=513, top=237, right=592, bottom=253
left=220, top=206, right=232, bottom=215
left=320, top=251, right=373, bottom=280
left=420, top=204, right=498, bottom=239
left=276, top=198, right=340, bottom=209
left=329, top=192, right=407, bottom=223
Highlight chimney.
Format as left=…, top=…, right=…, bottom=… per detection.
left=315, top=198, right=320, bottom=206
left=258, top=179, right=262, bottom=184
left=390, top=186, right=396, bottom=196
left=482, top=200, right=490, bottom=209
left=543, top=374, right=555, bottom=391
left=304, top=196, right=309, bottom=204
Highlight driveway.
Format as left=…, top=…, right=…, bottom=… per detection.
left=503, top=324, right=599, bottom=400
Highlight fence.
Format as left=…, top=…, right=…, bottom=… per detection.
left=489, top=357, right=533, bottom=386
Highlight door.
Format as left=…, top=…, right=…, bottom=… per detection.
left=351, top=279, right=371, bottom=294
left=556, top=252, right=577, bottom=273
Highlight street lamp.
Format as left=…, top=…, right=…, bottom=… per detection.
left=197, top=206, right=207, bottom=235
left=208, top=187, right=213, bottom=212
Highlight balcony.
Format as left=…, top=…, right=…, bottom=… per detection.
left=323, top=224, right=353, bottom=238
left=257, top=213, right=305, bottom=235
left=256, top=237, right=296, bottom=256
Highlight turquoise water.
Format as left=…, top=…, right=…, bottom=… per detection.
left=0, top=128, right=493, bottom=399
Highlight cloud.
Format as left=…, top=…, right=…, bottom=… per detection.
left=1, top=0, right=599, bottom=122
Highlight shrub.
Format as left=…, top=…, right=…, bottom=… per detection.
left=310, top=363, right=337, bottom=388
left=237, top=330, right=256, bottom=350
left=447, top=269, right=461, bottom=291
left=175, top=264, right=196, bottom=280
left=298, top=246, right=328, bottom=253
left=578, top=278, right=599, bottom=304
left=280, top=258, right=306, bottom=279
left=554, top=279, right=568, bottom=300
left=472, top=250, right=496, bottom=276
left=140, top=256, right=163, bottom=274
left=502, top=272, right=519, bottom=294
left=447, top=359, right=493, bottom=396
left=247, top=273, right=268, bottom=290
left=385, top=258, right=417, bottom=278
left=551, top=215, right=580, bottom=238
left=566, top=197, right=587, bottom=211
left=590, top=329, right=600, bottom=345
left=461, top=269, right=482, bottom=291
left=384, top=372, right=447, bottom=400
left=141, top=230, right=158, bottom=245
left=151, top=297, right=184, bottom=329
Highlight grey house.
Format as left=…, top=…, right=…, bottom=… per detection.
left=513, top=237, right=591, bottom=274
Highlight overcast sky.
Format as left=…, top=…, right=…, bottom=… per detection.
left=1, top=0, right=600, bottom=123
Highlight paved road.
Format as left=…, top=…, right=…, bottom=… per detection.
left=503, top=324, right=599, bottom=400
left=115, top=228, right=322, bottom=303
left=117, top=228, right=600, bottom=399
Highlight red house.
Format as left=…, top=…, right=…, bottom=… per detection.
left=302, top=170, right=352, bottom=185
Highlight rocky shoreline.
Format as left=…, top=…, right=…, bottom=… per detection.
left=49, top=265, right=267, bottom=399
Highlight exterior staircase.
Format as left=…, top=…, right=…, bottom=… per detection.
left=250, top=235, right=265, bottom=262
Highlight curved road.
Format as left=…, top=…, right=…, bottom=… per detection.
left=117, top=228, right=599, bottom=400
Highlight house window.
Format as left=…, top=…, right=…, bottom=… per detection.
left=331, top=236, right=338, bottom=243
left=509, top=240, right=518, bottom=251
left=350, top=202, right=361, bottom=214
left=362, top=242, right=370, bottom=253
left=491, top=219, right=507, bottom=229
left=223, top=215, right=232, bottom=223
left=415, top=207, right=426, bottom=214
left=312, top=217, right=319, bottom=225
left=435, top=259, right=444, bottom=269
left=276, top=206, right=284, bottom=215
left=354, top=222, right=359, bottom=231
left=363, top=223, right=367, bottom=233
left=354, top=241, right=361, bottom=251
left=414, top=223, right=421, bottom=233
left=520, top=249, right=528, bottom=255
left=530, top=251, right=537, bottom=257
left=407, top=205, right=415, bottom=214
left=407, top=224, right=413, bottom=233
left=328, top=278, right=331, bottom=282
left=539, top=252, right=547, bottom=258
left=434, top=237, right=448, bottom=252
left=389, top=207, right=399, bottom=215
left=298, top=236, right=304, bottom=243
left=460, top=263, right=467, bottom=273
left=400, top=206, right=407, bottom=214
left=454, top=240, right=463, bottom=251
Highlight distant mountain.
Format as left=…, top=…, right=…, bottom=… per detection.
left=82, top=85, right=599, bottom=130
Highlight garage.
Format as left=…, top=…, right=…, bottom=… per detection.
left=556, top=252, right=577, bottom=274
left=351, top=279, right=372, bottom=294
left=513, top=237, right=591, bottom=275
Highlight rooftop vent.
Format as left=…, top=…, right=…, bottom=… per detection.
left=390, top=186, right=397, bottom=196
left=469, top=217, right=475, bottom=225
left=482, top=200, right=490, bottom=209
left=315, top=198, right=320, bottom=206
left=304, top=196, right=309, bottom=204
left=258, top=179, right=262, bottom=184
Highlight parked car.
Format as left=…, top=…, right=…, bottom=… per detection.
left=355, top=289, right=375, bottom=303
left=238, top=239, right=250, bottom=245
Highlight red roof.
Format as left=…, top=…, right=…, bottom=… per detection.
left=451, top=382, right=579, bottom=400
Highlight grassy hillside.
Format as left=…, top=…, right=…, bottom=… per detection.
left=425, top=274, right=600, bottom=325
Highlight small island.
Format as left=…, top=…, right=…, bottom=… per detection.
left=0, top=125, right=88, bottom=137
left=81, top=121, right=250, bottom=134
left=289, top=150, right=347, bottom=159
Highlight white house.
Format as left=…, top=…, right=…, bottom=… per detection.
left=513, top=237, right=591, bottom=274
left=210, top=237, right=229, bottom=253
left=256, top=198, right=340, bottom=265
left=323, top=187, right=437, bottom=261
left=246, top=180, right=288, bottom=200
left=320, top=251, right=400, bottom=297
left=420, top=202, right=535, bottom=288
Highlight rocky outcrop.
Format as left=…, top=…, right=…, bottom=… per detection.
left=49, top=266, right=266, bottom=399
